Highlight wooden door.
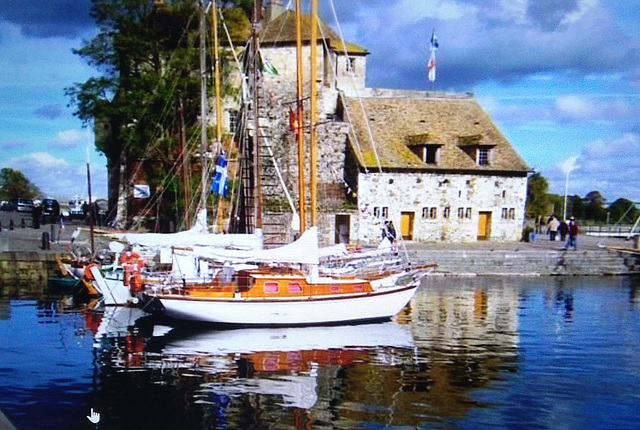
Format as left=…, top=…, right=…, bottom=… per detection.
left=477, top=211, right=491, bottom=240
left=335, top=214, right=350, bottom=244
left=400, top=212, right=414, bottom=240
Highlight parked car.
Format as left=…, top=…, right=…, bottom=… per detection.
left=0, top=200, right=16, bottom=211
left=40, top=198, right=60, bottom=224
left=68, top=197, right=85, bottom=220
left=10, top=197, right=35, bottom=213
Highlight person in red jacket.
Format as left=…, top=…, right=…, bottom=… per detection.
left=563, top=217, right=579, bottom=250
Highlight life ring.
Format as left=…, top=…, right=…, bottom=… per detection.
left=119, top=251, right=145, bottom=270
left=84, top=263, right=100, bottom=281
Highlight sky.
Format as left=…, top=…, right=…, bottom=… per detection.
left=1, top=0, right=639, bottom=207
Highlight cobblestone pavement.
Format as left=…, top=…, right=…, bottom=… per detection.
left=0, top=210, right=636, bottom=254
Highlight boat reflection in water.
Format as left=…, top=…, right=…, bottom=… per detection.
left=89, top=277, right=522, bottom=429
left=12, top=276, right=638, bottom=429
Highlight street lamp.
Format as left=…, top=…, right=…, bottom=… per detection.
left=559, top=155, right=580, bottom=220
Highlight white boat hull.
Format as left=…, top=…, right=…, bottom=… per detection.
left=148, top=283, right=419, bottom=326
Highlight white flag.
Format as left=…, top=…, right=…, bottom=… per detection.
left=427, top=50, right=436, bottom=82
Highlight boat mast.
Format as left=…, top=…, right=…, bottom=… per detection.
left=212, top=0, right=225, bottom=232
left=295, top=0, right=306, bottom=233
left=86, top=161, right=95, bottom=255
left=199, top=1, right=209, bottom=224
left=309, top=0, right=318, bottom=226
left=252, top=0, right=263, bottom=230
left=178, top=101, right=191, bottom=229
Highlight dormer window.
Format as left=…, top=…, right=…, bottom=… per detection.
left=405, top=133, right=442, bottom=166
left=411, top=145, right=440, bottom=165
left=478, top=147, right=489, bottom=165
left=457, top=134, right=494, bottom=166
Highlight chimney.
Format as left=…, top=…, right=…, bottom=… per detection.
left=265, top=0, right=285, bottom=23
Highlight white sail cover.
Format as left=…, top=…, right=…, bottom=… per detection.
left=105, top=210, right=263, bottom=250
left=179, top=226, right=321, bottom=265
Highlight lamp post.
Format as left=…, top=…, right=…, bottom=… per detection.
left=560, top=156, right=580, bottom=220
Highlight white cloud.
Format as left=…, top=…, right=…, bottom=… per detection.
left=560, top=0, right=598, bottom=25
left=555, top=95, right=597, bottom=120
left=545, top=133, right=640, bottom=202
left=49, top=128, right=88, bottom=149
left=4, top=151, right=107, bottom=200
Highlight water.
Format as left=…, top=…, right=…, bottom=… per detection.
left=1, top=276, right=639, bottom=429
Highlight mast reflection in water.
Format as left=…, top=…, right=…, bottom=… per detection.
left=0, top=276, right=639, bottom=429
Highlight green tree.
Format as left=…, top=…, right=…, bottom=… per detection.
left=566, top=194, right=584, bottom=220
left=583, top=191, right=607, bottom=222
left=608, top=198, right=639, bottom=224
left=0, top=168, right=42, bottom=200
left=525, top=172, right=550, bottom=218
left=66, top=0, right=251, bottom=229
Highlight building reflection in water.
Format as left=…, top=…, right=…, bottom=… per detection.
left=79, top=276, right=523, bottom=428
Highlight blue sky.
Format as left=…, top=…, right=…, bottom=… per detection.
left=1, top=0, right=639, bottom=207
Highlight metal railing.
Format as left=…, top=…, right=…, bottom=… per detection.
left=582, top=224, right=638, bottom=237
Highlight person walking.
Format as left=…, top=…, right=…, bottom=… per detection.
left=558, top=219, right=569, bottom=241
left=547, top=215, right=560, bottom=241
left=563, top=217, right=579, bottom=250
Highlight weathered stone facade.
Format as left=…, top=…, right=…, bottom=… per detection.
left=355, top=172, right=527, bottom=245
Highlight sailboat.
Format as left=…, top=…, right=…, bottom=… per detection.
left=138, top=0, right=432, bottom=326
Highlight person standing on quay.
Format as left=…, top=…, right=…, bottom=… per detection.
left=558, top=219, right=569, bottom=241
left=547, top=215, right=560, bottom=241
left=563, top=217, right=579, bottom=250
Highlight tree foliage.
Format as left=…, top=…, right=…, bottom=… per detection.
left=583, top=190, right=607, bottom=222
left=608, top=198, right=640, bottom=224
left=525, top=172, right=550, bottom=218
left=66, top=0, right=252, bottom=228
left=0, top=168, right=42, bottom=200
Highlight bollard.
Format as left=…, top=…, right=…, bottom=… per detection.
left=9, top=220, right=14, bottom=230
left=42, top=232, right=50, bottom=250
left=20, top=218, right=26, bottom=228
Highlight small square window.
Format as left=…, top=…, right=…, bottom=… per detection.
left=373, top=207, right=380, bottom=218
left=264, top=282, right=279, bottom=293
left=346, top=57, right=355, bottom=72
left=443, top=207, right=450, bottom=219
left=508, top=208, right=515, bottom=219
left=458, top=207, right=464, bottom=218
left=288, top=282, right=303, bottom=293
left=382, top=207, right=388, bottom=218
left=430, top=207, right=437, bottom=219
left=478, top=147, right=489, bottom=165
left=422, top=207, right=429, bottom=219
left=502, top=208, right=508, bottom=219
left=465, top=208, right=472, bottom=218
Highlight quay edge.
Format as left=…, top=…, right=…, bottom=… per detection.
left=0, top=246, right=639, bottom=286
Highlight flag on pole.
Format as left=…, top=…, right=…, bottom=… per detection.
left=428, top=29, right=438, bottom=83
left=427, top=50, right=436, bottom=82
left=430, top=30, right=439, bottom=50
left=211, top=152, right=228, bottom=197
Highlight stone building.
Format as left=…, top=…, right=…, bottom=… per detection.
left=255, top=2, right=530, bottom=245
left=102, top=1, right=530, bottom=245
left=342, top=90, right=530, bottom=244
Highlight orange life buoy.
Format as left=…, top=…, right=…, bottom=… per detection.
left=84, top=263, right=99, bottom=281
left=119, top=251, right=145, bottom=270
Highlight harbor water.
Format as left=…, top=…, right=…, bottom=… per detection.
left=1, top=275, right=639, bottom=429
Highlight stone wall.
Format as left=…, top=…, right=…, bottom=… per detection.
left=0, top=252, right=56, bottom=286
left=357, top=171, right=528, bottom=245
left=408, top=248, right=640, bottom=276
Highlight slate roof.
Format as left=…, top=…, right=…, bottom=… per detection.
left=343, top=94, right=530, bottom=173
left=261, top=10, right=369, bottom=55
